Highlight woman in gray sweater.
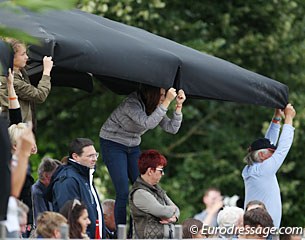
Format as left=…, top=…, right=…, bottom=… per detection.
left=99, top=84, right=185, bottom=227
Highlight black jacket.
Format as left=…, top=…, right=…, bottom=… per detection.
left=0, top=117, right=11, bottom=221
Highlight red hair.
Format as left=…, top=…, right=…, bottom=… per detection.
left=138, top=149, right=167, bottom=174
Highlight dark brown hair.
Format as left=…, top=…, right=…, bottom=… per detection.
left=182, top=218, right=204, bottom=238
left=139, top=84, right=161, bottom=115
left=59, top=199, right=88, bottom=239
left=68, top=138, right=94, bottom=158
left=244, top=208, right=274, bottom=229
left=245, top=200, right=267, bottom=211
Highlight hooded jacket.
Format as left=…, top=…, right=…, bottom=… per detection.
left=0, top=68, right=51, bottom=129
left=100, top=91, right=182, bottom=147
left=48, top=159, right=105, bottom=239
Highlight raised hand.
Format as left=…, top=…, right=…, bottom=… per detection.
left=176, top=89, right=186, bottom=105
left=165, top=87, right=177, bottom=102
left=7, top=68, right=14, bottom=86
left=284, top=103, right=296, bottom=125
left=43, top=56, right=54, bottom=76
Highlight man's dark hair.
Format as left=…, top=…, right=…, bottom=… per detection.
left=38, top=157, right=61, bottom=180
left=244, top=208, right=274, bottom=228
left=245, top=200, right=267, bottom=211
left=204, top=187, right=221, bottom=197
left=69, top=138, right=94, bottom=158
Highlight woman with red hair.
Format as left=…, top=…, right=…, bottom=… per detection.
left=129, top=149, right=180, bottom=239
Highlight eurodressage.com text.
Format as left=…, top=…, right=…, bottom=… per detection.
left=189, top=224, right=303, bottom=237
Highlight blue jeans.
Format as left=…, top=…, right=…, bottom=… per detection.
left=100, top=138, right=140, bottom=225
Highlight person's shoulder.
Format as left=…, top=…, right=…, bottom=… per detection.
left=193, top=210, right=205, bottom=220
left=53, top=165, right=76, bottom=181
left=31, top=181, right=42, bottom=193
left=125, top=92, right=140, bottom=102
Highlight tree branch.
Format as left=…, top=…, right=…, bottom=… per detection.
left=163, top=106, right=222, bottom=154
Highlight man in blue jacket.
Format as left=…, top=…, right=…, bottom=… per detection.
left=50, top=138, right=105, bottom=238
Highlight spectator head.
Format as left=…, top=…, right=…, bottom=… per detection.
left=69, top=138, right=98, bottom=169
left=36, top=211, right=67, bottom=239
left=280, top=232, right=302, bottom=240
left=243, top=208, right=274, bottom=239
left=245, top=200, right=267, bottom=212
left=8, top=122, right=37, bottom=154
left=202, top=187, right=222, bottom=208
left=182, top=218, right=207, bottom=239
left=17, top=199, right=29, bottom=236
left=38, top=157, right=61, bottom=186
left=102, top=199, right=116, bottom=232
left=5, top=38, right=28, bottom=69
left=59, top=199, right=91, bottom=239
left=138, top=149, right=167, bottom=174
left=60, top=156, right=69, bottom=165
left=244, top=138, right=276, bottom=165
left=139, top=84, right=163, bottom=115
left=217, top=206, right=244, bottom=237
left=138, top=149, right=167, bottom=185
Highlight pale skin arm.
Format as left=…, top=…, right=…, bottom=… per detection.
left=283, top=103, right=296, bottom=125
left=42, top=56, right=53, bottom=76
left=175, top=89, right=186, bottom=114
left=271, top=108, right=284, bottom=124
left=11, top=123, right=36, bottom=197
left=161, top=87, right=177, bottom=109
left=7, top=68, right=20, bottom=109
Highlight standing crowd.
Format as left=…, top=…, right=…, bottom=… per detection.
left=0, top=38, right=302, bottom=240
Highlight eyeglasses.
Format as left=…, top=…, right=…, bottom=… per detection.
left=155, top=168, right=165, bottom=175
left=72, top=199, right=81, bottom=209
left=86, top=152, right=99, bottom=159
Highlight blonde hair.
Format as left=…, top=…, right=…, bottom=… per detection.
left=8, top=122, right=28, bottom=146
left=36, top=211, right=67, bottom=238
left=4, top=38, right=25, bottom=54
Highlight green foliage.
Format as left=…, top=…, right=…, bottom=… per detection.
left=0, top=0, right=76, bottom=42
left=0, top=0, right=78, bottom=12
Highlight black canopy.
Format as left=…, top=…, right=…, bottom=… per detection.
left=0, top=40, right=13, bottom=77
left=0, top=5, right=288, bottom=108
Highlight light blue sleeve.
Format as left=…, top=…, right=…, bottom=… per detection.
left=261, top=124, right=295, bottom=175
left=265, top=122, right=281, bottom=145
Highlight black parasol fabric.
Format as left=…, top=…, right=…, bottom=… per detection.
left=0, top=40, right=14, bottom=77
left=0, top=4, right=288, bottom=108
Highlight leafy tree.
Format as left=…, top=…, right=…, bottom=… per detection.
left=4, top=0, right=305, bottom=226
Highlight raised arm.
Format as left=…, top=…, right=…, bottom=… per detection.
left=265, top=109, right=283, bottom=145
left=174, top=89, right=186, bottom=114
left=7, top=68, right=22, bottom=124
left=125, top=88, right=177, bottom=129
left=262, top=104, right=296, bottom=174
left=11, top=122, right=36, bottom=197
left=158, top=89, right=186, bottom=134
left=14, top=56, right=53, bottom=103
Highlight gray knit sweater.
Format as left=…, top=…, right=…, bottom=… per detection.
left=99, top=92, right=182, bottom=147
